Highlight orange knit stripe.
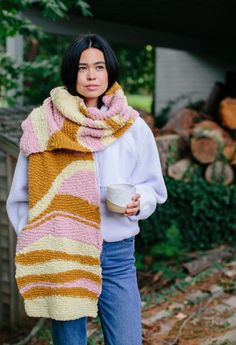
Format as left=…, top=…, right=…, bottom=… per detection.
left=24, top=212, right=99, bottom=231
left=29, top=194, right=100, bottom=225
left=17, top=269, right=101, bottom=288
left=16, top=250, right=100, bottom=266
left=112, top=121, right=133, bottom=138
left=47, top=119, right=90, bottom=152
left=105, top=117, right=124, bottom=131
left=22, top=286, right=97, bottom=300
left=105, top=82, right=121, bottom=96
left=28, top=151, right=93, bottom=208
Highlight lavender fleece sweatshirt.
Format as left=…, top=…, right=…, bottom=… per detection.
left=6, top=116, right=167, bottom=242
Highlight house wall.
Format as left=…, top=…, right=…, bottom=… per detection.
left=155, top=47, right=236, bottom=115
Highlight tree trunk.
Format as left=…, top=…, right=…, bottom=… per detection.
left=205, top=160, right=234, bottom=185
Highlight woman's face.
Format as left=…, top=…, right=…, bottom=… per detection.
left=76, top=48, right=108, bottom=108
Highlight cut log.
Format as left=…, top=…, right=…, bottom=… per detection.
left=193, top=120, right=233, bottom=145
left=155, top=134, right=187, bottom=174
left=168, top=158, right=191, bottom=180
left=219, top=97, right=236, bottom=129
left=162, top=108, right=202, bottom=135
left=223, top=143, right=236, bottom=161
left=205, top=161, right=234, bottom=185
left=191, top=137, right=218, bottom=164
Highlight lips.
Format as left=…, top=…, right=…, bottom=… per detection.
left=86, top=85, right=99, bottom=91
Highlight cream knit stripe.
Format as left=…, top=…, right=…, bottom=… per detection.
left=50, top=87, right=87, bottom=125
left=28, top=160, right=95, bottom=221
left=101, top=135, right=116, bottom=147
left=16, top=235, right=100, bottom=257
left=25, top=296, right=98, bottom=319
left=30, top=104, right=50, bottom=151
left=16, top=260, right=101, bottom=278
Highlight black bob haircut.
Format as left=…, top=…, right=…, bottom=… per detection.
left=61, top=34, right=120, bottom=96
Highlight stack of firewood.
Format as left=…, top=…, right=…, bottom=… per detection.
left=155, top=98, right=236, bottom=185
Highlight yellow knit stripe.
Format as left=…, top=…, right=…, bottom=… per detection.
left=29, top=194, right=100, bottom=225
left=16, top=250, right=100, bottom=266
left=22, top=286, right=97, bottom=300
left=24, top=296, right=98, bottom=319
left=28, top=151, right=93, bottom=208
left=16, top=260, right=101, bottom=279
left=30, top=105, right=50, bottom=151
left=28, top=160, right=95, bottom=221
left=17, top=236, right=100, bottom=257
left=16, top=269, right=101, bottom=287
left=24, top=211, right=99, bottom=231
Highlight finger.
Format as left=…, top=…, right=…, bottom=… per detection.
left=125, top=207, right=139, bottom=214
left=124, top=210, right=139, bottom=216
left=132, top=193, right=141, bottom=201
left=127, top=201, right=140, bottom=208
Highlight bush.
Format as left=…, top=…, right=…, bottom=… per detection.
left=137, top=176, right=236, bottom=254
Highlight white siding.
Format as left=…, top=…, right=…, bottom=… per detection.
left=155, top=47, right=236, bottom=114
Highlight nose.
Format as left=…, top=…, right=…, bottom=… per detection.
left=87, top=68, right=96, bottom=80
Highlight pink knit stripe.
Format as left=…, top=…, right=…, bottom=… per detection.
left=20, top=117, right=42, bottom=155
left=20, top=279, right=101, bottom=294
left=79, top=126, right=108, bottom=138
left=44, top=98, right=65, bottom=135
left=16, top=219, right=101, bottom=252
left=58, top=170, right=99, bottom=204
left=79, top=136, right=105, bottom=151
left=26, top=210, right=99, bottom=229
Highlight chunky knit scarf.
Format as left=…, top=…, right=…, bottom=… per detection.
left=15, top=82, right=138, bottom=320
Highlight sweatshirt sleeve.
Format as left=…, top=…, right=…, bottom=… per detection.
left=129, top=119, right=167, bottom=221
left=6, top=151, right=28, bottom=236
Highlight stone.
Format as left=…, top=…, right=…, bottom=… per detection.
left=186, top=290, right=209, bottom=305
left=168, top=302, right=185, bottom=312
left=200, top=329, right=236, bottom=345
left=223, top=296, right=236, bottom=309
left=212, top=304, right=231, bottom=314
left=209, top=284, right=224, bottom=295
left=142, top=310, right=171, bottom=326
left=225, top=313, right=236, bottom=327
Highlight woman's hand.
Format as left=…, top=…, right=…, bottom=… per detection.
left=124, top=193, right=141, bottom=217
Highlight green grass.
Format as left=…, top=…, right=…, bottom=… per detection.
left=127, top=94, right=152, bottom=112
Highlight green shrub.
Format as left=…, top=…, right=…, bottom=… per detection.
left=137, top=176, right=236, bottom=254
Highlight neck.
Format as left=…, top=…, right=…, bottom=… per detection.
left=85, top=98, right=98, bottom=108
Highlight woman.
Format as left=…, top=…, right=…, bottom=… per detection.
left=6, top=34, right=167, bottom=345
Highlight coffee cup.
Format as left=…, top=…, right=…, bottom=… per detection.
left=106, top=184, right=136, bottom=213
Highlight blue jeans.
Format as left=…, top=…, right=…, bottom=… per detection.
left=51, top=237, right=142, bottom=345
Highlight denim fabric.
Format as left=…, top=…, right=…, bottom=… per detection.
left=51, top=237, right=142, bottom=345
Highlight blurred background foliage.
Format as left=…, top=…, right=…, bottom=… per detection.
left=0, top=1, right=155, bottom=109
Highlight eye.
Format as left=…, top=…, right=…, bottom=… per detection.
left=78, top=66, right=86, bottom=71
left=96, top=65, right=105, bottom=70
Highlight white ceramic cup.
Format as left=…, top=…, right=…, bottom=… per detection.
left=106, top=184, right=136, bottom=213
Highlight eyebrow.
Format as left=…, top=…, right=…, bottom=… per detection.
left=78, top=61, right=106, bottom=66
